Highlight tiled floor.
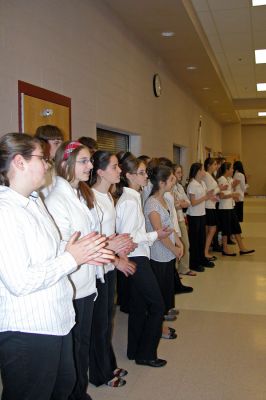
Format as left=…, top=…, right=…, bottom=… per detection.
left=1, top=198, right=266, bottom=399
left=88, top=197, right=266, bottom=400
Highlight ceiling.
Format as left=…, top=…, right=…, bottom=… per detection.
left=104, top=0, right=266, bottom=125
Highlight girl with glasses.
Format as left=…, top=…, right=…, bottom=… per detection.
left=0, top=133, right=113, bottom=400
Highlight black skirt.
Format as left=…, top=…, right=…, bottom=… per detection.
left=218, top=209, right=242, bottom=236
left=234, top=201, right=244, bottom=223
left=206, top=208, right=218, bottom=226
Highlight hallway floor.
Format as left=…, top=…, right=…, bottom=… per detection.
left=89, top=197, right=266, bottom=400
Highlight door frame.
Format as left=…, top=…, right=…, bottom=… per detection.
left=18, top=80, right=71, bottom=135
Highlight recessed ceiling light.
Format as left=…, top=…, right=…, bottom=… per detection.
left=252, top=0, right=266, bottom=6
left=255, top=49, right=266, bottom=63
left=258, top=111, right=266, bottom=116
left=257, top=83, right=266, bottom=91
left=186, top=66, right=197, bottom=70
left=203, top=87, right=210, bottom=90
left=161, top=32, right=175, bottom=37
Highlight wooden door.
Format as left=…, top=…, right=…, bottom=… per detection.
left=18, top=81, right=71, bottom=139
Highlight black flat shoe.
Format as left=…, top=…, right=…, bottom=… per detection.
left=175, top=285, right=194, bottom=293
left=240, top=249, right=255, bottom=255
left=222, top=251, right=237, bottom=256
left=206, top=256, right=217, bottom=261
left=204, top=261, right=215, bottom=268
left=135, top=358, right=167, bottom=367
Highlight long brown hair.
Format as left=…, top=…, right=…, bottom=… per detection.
left=54, top=141, right=94, bottom=209
left=115, top=153, right=141, bottom=198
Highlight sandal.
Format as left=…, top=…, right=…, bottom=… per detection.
left=167, top=327, right=176, bottom=334
left=161, top=331, right=177, bottom=339
left=167, top=308, right=179, bottom=316
left=181, top=270, right=197, bottom=276
left=106, top=377, right=126, bottom=387
left=113, top=368, right=128, bottom=378
left=164, top=314, right=177, bottom=321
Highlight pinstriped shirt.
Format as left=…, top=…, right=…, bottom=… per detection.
left=0, top=186, right=77, bottom=335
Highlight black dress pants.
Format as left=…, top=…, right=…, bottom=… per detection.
left=89, top=270, right=117, bottom=386
left=187, top=215, right=206, bottom=268
left=69, top=293, right=95, bottom=400
left=127, top=256, right=164, bottom=361
left=150, top=258, right=176, bottom=314
left=0, top=330, right=75, bottom=400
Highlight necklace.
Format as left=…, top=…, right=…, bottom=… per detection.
left=94, top=199, right=104, bottom=235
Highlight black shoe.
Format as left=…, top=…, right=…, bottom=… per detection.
left=240, top=249, right=255, bottom=255
left=175, top=285, right=193, bottom=294
left=135, top=358, right=167, bottom=367
left=191, top=265, right=205, bottom=272
left=204, top=261, right=215, bottom=268
left=207, top=256, right=217, bottom=261
left=222, top=251, right=237, bottom=256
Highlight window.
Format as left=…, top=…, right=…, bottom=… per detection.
left=97, top=128, right=129, bottom=154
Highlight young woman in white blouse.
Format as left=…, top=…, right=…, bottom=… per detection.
left=89, top=150, right=136, bottom=388
left=172, top=164, right=196, bottom=276
left=45, top=141, right=129, bottom=399
left=186, top=163, right=216, bottom=272
left=202, top=158, right=223, bottom=261
left=217, top=162, right=254, bottom=256
left=144, top=165, right=183, bottom=324
left=0, top=133, right=113, bottom=400
left=116, top=155, right=174, bottom=367
left=233, top=160, right=248, bottom=223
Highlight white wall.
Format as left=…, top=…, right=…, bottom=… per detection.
left=0, top=0, right=222, bottom=174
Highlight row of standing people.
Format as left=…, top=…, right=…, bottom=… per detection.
left=0, top=128, right=191, bottom=400
left=0, top=126, right=253, bottom=400
left=185, top=158, right=254, bottom=273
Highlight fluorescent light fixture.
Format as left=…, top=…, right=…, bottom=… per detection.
left=161, top=32, right=175, bottom=37
left=257, top=83, right=266, bottom=91
left=186, top=66, right=197, bottom=70
left=252, top=0, right=266, bottom=6
left=255, top=49, right=266, bottom=63
left=258, top=111, right=266, bottom=116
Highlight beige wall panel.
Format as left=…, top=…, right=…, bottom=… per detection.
left=242, top=125, right=266, bottom=196
left=222, top=124, right=242, bottom=158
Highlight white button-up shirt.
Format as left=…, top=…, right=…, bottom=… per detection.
left=116, top=187, right=158, bottom=258
left=0, top=186, right=77, bottom=335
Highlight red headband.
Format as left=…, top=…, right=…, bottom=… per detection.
left=63, top=141, right=82, bottom=160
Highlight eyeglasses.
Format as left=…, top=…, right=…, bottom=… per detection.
left=133, top=171, right=147, bottom=176
left=76, top=158, right=93, bottom=165
left=30, top=155, right=49, bottom=162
